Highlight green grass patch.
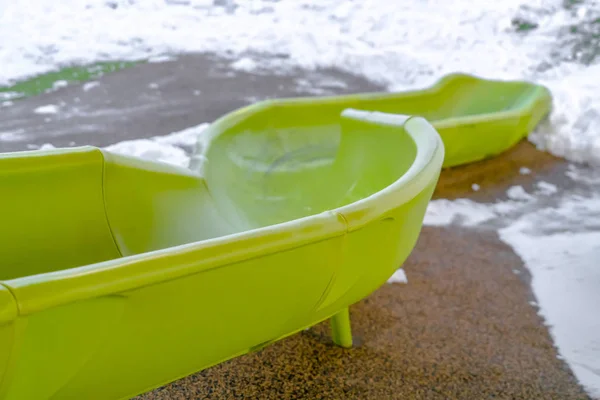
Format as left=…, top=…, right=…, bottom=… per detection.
left=0, top=60, right=140, bottom=101
left=511, top=17, right=539, bottom=33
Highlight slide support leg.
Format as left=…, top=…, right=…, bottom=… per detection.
left=330, top=307, right=353, bottom=348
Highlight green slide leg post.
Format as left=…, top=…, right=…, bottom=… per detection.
left=330, top=307, right=353, bottom=348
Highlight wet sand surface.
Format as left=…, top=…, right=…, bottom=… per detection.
left=2, top=54, right=590, bottom=399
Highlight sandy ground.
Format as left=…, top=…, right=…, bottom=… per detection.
left=2, top=54, right=590, bottom=399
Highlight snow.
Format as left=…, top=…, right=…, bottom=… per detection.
left=42, top=122, right=209, bottom=168
left=422, top=171, right=600, bottom=397
left=230, top=57, right=258, bottom=72
left=506, top=185, right=535, bottom=201
left=33, top=104, right=59, bottom=114
left=0, top=0, right=599, bottom=165
left=519, top=167, right=532, bottom=175
left=387, top=269, right=408, bottom=284
left=0, top=93, right=19, bottom=101
left=104, top=123, right=208, bottom=168
left=147, top=54, right=176, bottom=63
left=536, top=181, right=558, bottom=195
left=52, top=80, right=68, bottom=90
left=105, top=139, right=190, bottom=167
left=424, top=199, right=499, bottom=227
left=499, top=205, right=600, bottom=399
left=153, top=123, right=210, bottom=147
left=82, top=81, right=100, bottom=91
left=0, top=130, right=26, bottom=142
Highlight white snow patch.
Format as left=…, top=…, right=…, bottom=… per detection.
left=147, top=55, right=176, bottom=63
left=519, top=167, right=532, bottom=175
left=535, top=181, right=558, bottom=195
left=104, top=123, right=210, bottom=168
left=528, top=63, right=600, bottom=166
left=425, top=198, right=502, bottom=226
left=82, top=81, right=100, bottom=92
left=33, top=104, right=59, bottom=114
left=388, top=269, right=408, bottom=284
left=0, top=130, right=26, bottom=142
left=0, top=92, right=19, bottom=101
left=506, top=185, right=535, bottom=201
left=0, top=1, right=598, bottom=165
left=499, top=208, right=600, bottom=398
left=153, top=123, right=210, bottom=148
left=51, top=80, right=68, bottom=90
left=230, top=57, right=258, bottom=72
left=566, top=164, right=600, bottom=185
left=423, top=185, right=600, bottom=397
left=105, top=140, right=189, bottom=168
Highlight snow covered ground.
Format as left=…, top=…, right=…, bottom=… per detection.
left=426, top=167, right=600, bottom=397
left=1, top=0, right=600, bottom=396
left=1, top=0, right=600, bottom=165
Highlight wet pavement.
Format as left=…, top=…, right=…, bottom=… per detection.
left=0, top=53, right=381, bottom=152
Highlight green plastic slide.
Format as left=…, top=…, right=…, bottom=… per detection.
left=0, top=73, right=551, bottom=400
left=193, top=72, right=551, bottom=171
